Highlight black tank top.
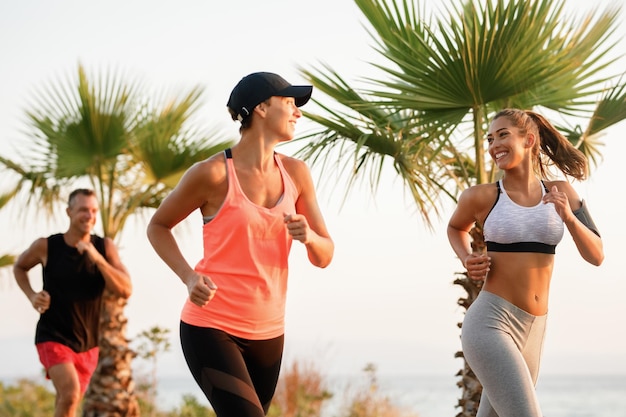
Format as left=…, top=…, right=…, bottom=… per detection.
left=35, top=233, right=106, bottom=352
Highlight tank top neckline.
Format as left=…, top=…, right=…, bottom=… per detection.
left=226, top=148, right=287, bottom=212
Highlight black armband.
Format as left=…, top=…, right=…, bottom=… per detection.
left=573, top=199, right=600, bottom=237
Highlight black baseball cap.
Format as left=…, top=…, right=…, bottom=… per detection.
left=227, top=72, right=313, bottom=122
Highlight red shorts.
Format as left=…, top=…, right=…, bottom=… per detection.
left=36, top=341, right=99, bottom=394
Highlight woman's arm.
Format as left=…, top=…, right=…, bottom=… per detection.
left=545, top=182, right=604, bottom=266
left=147, top=161, right=214, bottom=283
left=286, top=158, right=334, bottom=268
left=447, top=187, right=491, bottom=280
left=147, top=160, right=222, bottom=306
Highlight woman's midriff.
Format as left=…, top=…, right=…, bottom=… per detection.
left=483, top=251, right=555, bottom=316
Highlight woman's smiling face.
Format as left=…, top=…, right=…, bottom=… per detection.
left=487, top=116, right=531, bottom=170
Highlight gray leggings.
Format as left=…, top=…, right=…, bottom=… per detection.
left=461, top=291, right=547, bottom=417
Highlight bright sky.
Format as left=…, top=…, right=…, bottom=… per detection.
left=0, top=0, right=625, bottom=385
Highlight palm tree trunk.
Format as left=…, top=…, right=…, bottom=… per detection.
left=453, top=223, right=485, bottom=417
left=82, top=291, right=140, bottom=416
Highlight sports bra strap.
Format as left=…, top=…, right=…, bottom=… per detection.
left=496, top=179, right=548, bottom=193
left=225, top=148, right=233, bottom=159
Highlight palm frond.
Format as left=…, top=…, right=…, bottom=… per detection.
left=130, top=87, right=234, bottom=187
left=0, top=254, right=15, bottom=269
left=585, top=76, right=626, bottom=136
left=554, top=76, right=626, bottom=170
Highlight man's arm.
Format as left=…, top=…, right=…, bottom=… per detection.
left=77, top=238, right=132, bottom=299
left=14, top=237, right=51, bottom=312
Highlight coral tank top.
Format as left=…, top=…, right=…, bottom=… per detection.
left=181, top=149, right=298, bottom=339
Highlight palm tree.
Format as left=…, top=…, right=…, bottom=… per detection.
left=295, top=0, right=626, bottom=415
left=0, top=187, right=18, bottom=269
left=0, top=63, right=233, bottom=416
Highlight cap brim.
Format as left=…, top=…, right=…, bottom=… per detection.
left=277, top=85, right=313, bottom=107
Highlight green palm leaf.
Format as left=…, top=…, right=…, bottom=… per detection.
left=130, top=87, right=234, bottom=188
left=0, top=188, right=18, bottom=269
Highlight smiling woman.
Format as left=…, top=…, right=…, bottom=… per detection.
left=447, top=108, right=604, bottom=417
left=146, top=72, right=334, bottom=417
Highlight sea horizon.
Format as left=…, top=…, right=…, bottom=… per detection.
left=157, top=372, right=626, bottom=417
left=5, top=372, right=623, bottom=417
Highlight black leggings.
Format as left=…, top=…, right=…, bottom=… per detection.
left=180, top=322, right=284, bottom=417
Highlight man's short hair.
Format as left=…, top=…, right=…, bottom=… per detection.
left=68, top=188, right=96, bottom=207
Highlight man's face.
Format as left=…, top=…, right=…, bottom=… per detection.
left=67, top=194, right=99, bottom=235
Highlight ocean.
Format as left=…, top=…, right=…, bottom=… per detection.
left=157, top=373, right=626, bottom=417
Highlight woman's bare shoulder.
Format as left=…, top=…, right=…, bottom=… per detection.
left=454, top=182, right=500, bottom=224
left=276, top=152, right=307, bottom=169
left=184, top=152, right=227, bottom=185
left=459, top=182, right=498, bottom=202
left=276, top=152, right=311, bottom=182
left=543, top=179, right=572, bottom=191
left=543, top=179, right=582, bottom=207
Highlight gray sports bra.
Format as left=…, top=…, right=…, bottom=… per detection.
left=483, top=179, right=564, bottom=254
